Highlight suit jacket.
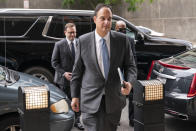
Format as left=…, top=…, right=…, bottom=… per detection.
left=128, top=36, right=137, bottom=63
left=71, top=31, right=137, bottom=114
left=51, top=38, right=78, bottom=86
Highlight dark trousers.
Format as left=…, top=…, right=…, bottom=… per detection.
left=63, top=86, right=71, bottom=100
left=129, top=91, right=134, bottom=122
left=56, top=84, right=71, bottom=100
left=81, top=96, right=121, bottom=131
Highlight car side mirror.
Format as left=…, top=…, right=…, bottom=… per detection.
left=135, top=32, right=144, bottom=44
left=136, top=32, right=144, bottom=44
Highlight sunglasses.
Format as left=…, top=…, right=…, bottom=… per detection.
left=117, top=28, right=126, bottom=34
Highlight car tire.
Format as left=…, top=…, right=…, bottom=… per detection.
left=0, top=115, right=20, bottom=131
left=24, top=66, right=54, bottom=82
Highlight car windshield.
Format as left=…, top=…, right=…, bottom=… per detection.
left=0, top=66, right=19, bottom=85
left=0, top=67, right=6, bottom=81
left=174, top=49, right=196, bottom=68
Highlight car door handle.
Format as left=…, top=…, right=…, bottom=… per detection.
left=153, top=70, right=176, bottom=80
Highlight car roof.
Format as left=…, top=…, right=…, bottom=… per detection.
left=0, top=8, right=95, bottom=16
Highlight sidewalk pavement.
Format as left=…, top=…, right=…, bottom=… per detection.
left=71, top=99, right=133, bottom=131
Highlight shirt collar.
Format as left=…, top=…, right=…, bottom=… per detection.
left=66, top=38, right=75, bottom=45
left=95, top=31, right=110, bottom=43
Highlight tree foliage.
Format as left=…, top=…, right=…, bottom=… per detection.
left=62, top=0, right=154, bottom=12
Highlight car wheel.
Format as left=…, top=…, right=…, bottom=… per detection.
left=0, top=115, right=20, bottom=131
left=24, top=66, right=54, bottom=82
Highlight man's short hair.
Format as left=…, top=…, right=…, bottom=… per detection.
left=64, top=23, right=76, bottom=31
left=94, top=3, right=112, bottom=16
left=116, top=20, right=126, bottom=26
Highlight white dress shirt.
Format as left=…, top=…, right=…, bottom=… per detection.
left=95, top=31, right=110, bottom=78
left=63, top=38, right=77, bottom=76
left=66, top=38, right=77, bottom=53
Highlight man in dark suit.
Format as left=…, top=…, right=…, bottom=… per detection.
left=115, top=20, right=137, bottom=127
left=51, top=23, right=84, bottom=130
left=115, top=20, right=136, bottom=62
left=71, top=3, right=137, bottom=131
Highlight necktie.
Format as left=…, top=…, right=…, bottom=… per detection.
left=71, top=42, right=75, bottom=60
left=101, top=38, right=110, bottom=79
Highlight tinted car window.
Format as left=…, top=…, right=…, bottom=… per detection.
left=47, top=15, right=93, bottom=38
left=0, top=67, right=5, bottom=82
left=0, top=16, right=38, bottom=36
left=68, top=16, right=93, bottom=37
left=126, top=28, right=136, bottom=40
left=47, top=16, right=64, bottom=38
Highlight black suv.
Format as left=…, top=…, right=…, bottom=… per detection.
left=0, top=9, right=193, bottom=81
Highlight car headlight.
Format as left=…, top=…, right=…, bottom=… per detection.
left=50, top=99, right=69, bottom=113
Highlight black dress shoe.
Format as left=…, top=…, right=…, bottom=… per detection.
left=74, top=122, right=85, bottom=130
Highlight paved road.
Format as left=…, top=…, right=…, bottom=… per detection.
left=165, top=114, right=196, bottom=131
left=71, top=99, right=196, bottom=131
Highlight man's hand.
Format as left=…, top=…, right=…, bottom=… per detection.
left=64, top=72, right=72, bottom=81
left=121, top=81, right=132, bottom=96
left=71, top=98, right=80, bottom=112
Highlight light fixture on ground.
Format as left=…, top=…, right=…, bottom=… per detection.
left=18, top=85, right=50, bottom=131
left=133, top=79, right=164, bottom=131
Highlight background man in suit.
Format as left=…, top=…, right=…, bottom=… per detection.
left=115, top=20, right=136, bottom=127
left=71, top=3, right=137, bottom=131
left=51, top=23, right=84, bottom=130
left=115, top=20, right=136, bottom=62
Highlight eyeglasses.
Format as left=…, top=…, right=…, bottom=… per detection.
left=67, top=32, right=76, bottom=34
